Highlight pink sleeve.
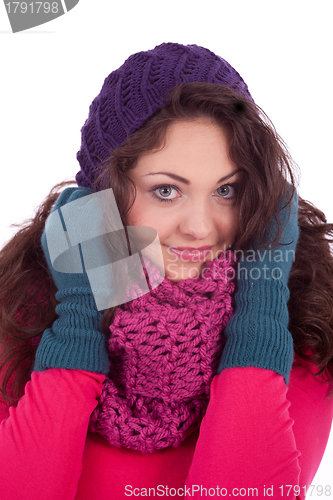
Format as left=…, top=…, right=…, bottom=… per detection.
left=0, top=369, right=105, bottom=500
left=185, top=364, right=333, bottom=500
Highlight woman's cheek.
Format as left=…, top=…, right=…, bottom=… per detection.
left=220, top=206, right=240, bottom=246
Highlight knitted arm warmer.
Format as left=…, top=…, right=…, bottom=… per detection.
left=34, top=187, right=109, bottom=374
left=218, top=270, right=294, bottom=384
left=218, top=191, right=299, bottom=385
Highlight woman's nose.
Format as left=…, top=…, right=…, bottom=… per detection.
left=178, top=202, right=215, bottom=240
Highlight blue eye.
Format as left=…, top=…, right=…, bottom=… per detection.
left=150, top=183, right=239, bottom=204
left=216, top=184, right=237, bottom=199
left=151, top=185, right=179, bottom=203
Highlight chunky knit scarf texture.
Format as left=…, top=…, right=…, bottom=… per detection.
left=89, top=251, right=236, bottom=454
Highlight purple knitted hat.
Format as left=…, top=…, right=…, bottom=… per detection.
left=76, top=42, right=253, bottom=189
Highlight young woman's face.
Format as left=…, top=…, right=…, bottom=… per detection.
left=126, top=119, right=242, bottom=282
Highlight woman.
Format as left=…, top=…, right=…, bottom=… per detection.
left=0, top=42, right=333, bottom=500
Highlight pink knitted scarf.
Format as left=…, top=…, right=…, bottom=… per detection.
left=89, top=251, right=236, bottom=454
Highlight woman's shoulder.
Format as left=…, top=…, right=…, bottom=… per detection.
left=289, top=348, right=333, bottom=400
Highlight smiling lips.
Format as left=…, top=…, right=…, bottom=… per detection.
left=168, top=246, right=213, bottom=262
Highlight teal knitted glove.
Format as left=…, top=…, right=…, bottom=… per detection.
left=218, top=189, right=299, bottom=384
left=34, top=187, right=111, bottom=374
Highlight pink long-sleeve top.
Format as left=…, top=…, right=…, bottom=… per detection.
left=0, top=357, right=332, bottom=500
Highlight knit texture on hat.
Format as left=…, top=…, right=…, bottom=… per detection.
left=89, top=250, right=236, bottom=454
left=76, top=42, right=253, bottom=190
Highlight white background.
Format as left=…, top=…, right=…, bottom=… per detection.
left=0, top=1, right=332, bottom=496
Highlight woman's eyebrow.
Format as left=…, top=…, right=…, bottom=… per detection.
left=144, top=169, right=242, bottom=185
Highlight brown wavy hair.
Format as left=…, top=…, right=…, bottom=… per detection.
left=1, top=82, right=333, bottom=405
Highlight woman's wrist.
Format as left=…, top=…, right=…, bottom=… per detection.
left=218, top=273, right=294, bottom=384
left=33, top=289, right=110, bottom=374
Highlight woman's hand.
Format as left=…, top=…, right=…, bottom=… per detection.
left=34, top=187, right=111, bottom=374
left=219, top=187, right=299, bottom=384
